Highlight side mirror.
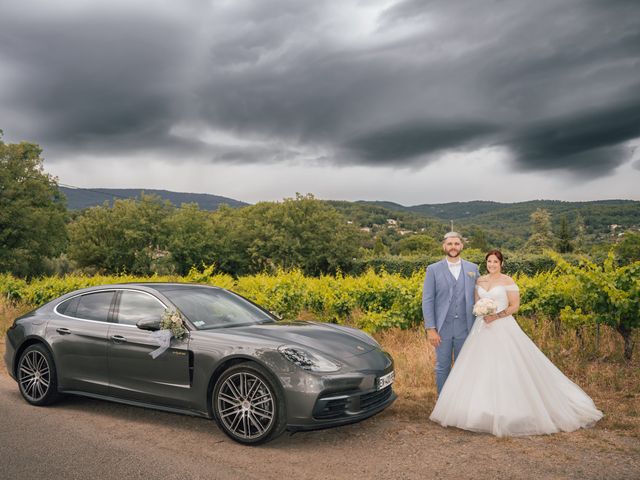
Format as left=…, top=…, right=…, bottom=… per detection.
left=136, top=317, right=161, bottom=331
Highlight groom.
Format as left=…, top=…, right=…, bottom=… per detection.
left=422, top=231, right=479, bottom=393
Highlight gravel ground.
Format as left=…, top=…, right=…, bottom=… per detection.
left=1, top=369, right=639, bottom=480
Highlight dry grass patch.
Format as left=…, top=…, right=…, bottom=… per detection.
left=374, top=324, right=640, bottom=436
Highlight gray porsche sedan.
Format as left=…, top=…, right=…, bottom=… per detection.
left=4, top=283, right=396, bottom=444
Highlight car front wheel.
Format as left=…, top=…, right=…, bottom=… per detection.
left=212, top=363, right=286, bottom=445
left=17, top=344, right=60, bottom=406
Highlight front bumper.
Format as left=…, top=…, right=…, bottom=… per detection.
left=288, top=385, right=396, bottom=431
left=281, top=347, right=396, bottom=430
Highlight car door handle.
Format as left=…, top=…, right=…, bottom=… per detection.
left=111, top=335, right=127, bottom=344
left=56, top=327, right=71, bottom=335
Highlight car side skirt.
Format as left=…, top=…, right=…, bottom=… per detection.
left=59, top=390, right=212, bottom=419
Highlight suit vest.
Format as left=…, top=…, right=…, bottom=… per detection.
left=440, top=268, right=468, bottom=339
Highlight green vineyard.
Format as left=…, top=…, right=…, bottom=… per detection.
left=1, top=254, right=638, bottom=359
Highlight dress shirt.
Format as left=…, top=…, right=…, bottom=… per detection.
left=447, top=260, right=462, bottom=280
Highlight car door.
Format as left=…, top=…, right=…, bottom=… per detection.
left=46, top=290, right=115, bottom=395
left=107, top=289, right=192, bottom=409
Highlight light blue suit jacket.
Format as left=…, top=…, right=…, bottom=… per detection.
left=422, top=258, right=480, bottom=333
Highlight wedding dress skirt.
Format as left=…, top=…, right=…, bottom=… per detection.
left=430, top=285, right=603, bottom=437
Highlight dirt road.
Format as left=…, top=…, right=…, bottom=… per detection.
left=0, top=372, right=638, bottom=480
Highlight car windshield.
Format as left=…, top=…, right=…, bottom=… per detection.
left=157, top=286, right=277, bottom=330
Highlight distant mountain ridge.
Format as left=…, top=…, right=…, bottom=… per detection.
left=359, top=199, right=638, bottom=221
left=357, top=199, right=640, bottom=239
left=59, top=187, right=248, bottom=211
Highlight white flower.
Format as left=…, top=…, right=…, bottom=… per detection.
left=473, top=298, right=497, bottom=316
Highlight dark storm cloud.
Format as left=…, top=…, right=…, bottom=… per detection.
left=1, top=0, right=639, bottom=177
left=344, top=120, right=497, bottom=164
left=508, top=98, right=640, bottom=175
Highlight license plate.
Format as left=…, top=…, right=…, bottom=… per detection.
left=377, top=371, right=395, bottom=390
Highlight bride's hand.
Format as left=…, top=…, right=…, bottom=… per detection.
left=484, top=314, right=498, bottom=323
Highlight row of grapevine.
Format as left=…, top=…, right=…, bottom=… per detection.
left=1, top=257, right=638, bottom=358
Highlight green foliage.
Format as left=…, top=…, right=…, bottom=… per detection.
left=392, top=234, right=440, bottom=256
left=67, top=194, right=173, bottom=274
left=163, top=203, right=217, bottom=275
left=465, top=226, right=489, bottom=251
left=1, top=257, right=637, bottom=358
left=0, top=136, right=68, bottom=277
left=615, top=231, right=640, bottom=265
left=556, top=216, right=574, bottom=253
left=209, top=193, right=363, bottom=276
left=525, top=208, right=554, bottom=253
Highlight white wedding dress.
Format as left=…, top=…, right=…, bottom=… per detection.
left=430, top=284, right=603, bottom=437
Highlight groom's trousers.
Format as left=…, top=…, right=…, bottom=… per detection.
left=435, top=336, right=466, bottom=393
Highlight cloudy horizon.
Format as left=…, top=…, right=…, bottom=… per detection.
left=2, top=0, right=639, bottom=205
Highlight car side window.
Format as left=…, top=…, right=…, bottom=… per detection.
left=117, top=290, right=165, bottom=326
left=74, top=291, right=116, bottom=322
left=57, top=296, right=80, bottom=317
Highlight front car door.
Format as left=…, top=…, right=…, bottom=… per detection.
left=107, top=289, right=191, bottom=409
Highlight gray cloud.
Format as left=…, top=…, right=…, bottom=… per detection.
left=343, top=120, right=497, bottom=164
left=507, top=97, right=640, bottom=175
left=1, top=0, right=639, bottom=179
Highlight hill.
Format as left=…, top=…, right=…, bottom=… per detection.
left=59, top=187, right=248, bottom=211
left=361, top=199, right=640, bottom=233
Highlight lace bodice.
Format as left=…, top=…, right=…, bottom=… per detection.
left=476, top=284, right=519, bottom=312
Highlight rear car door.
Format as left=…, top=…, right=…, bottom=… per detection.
left=107, top=289, right=192, bottom=409
left=46, top=290, right=115, bottom=395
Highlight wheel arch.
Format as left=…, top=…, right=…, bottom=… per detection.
left=12, top=337, right=56, bottom=379
left=205, top=355, right=286, bottom=418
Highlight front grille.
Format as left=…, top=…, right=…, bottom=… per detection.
left=313, top=385, right=393, bottom=420
left=360, top=385, right=393, bottom=409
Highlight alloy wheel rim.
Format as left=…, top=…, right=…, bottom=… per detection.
left=19, top=350, right=51, bottom=402
left=217, top=372, right=275, bottom=439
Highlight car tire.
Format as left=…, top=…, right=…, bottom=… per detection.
left=212, top=362, right=287, bottom=445
left=17, top=344, right=60, bottom=406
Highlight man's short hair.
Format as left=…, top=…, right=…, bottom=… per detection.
left=443, top=231, right=463, bottom=242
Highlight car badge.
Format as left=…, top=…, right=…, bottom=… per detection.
left=356, top=345, right=365, bottom=352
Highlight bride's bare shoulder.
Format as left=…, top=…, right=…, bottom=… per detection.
left=500, top=274, right=516, bottom=284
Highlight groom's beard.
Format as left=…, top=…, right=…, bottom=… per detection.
left=446, top=249, right=461, bottom=258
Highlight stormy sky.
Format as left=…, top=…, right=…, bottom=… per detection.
left=1, top=0, right=639, bottom=204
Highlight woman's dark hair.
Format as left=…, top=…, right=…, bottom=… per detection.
left=485, top=249, right=504, bottom=264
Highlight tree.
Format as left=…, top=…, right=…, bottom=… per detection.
left=0, top=134, right=67, bottom=277
left=573, top=213, right=586, bottom=253
left=209, top=194, right=363, bottom=276
left=164, top=203, right=217, bottom=275
left=466, top=226, right=489, bottom=252
left=556, top=216, right=574, bottom=253
left=525, top=208, right=554, bottom=253
left=373, top=238, right=389, bottom=256
left=68, top=194, right=172, bottom=274
left=392, top=234, right=440, bottom=256
left=616, top=231, right=640, bottom=265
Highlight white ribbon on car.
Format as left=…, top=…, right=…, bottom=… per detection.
left=148, top=329, right=173, bottom=359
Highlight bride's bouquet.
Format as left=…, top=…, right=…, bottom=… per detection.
left=473, top=297, right=497, bottom=316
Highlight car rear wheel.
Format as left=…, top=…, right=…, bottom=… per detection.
left=17, top=344, right=60, bottom=406
left=212, top=363, right=286, bottom=445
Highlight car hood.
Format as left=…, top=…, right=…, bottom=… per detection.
left=216, top=321, right=379, bottom=359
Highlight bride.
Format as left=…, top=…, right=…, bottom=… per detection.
left=430, top=249, right=603, bottom=436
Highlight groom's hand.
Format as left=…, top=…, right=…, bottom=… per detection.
left=426, top=328, right=441, bottom=347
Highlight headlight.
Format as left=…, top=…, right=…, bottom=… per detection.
left=278, top=346, right=340, bottom=372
